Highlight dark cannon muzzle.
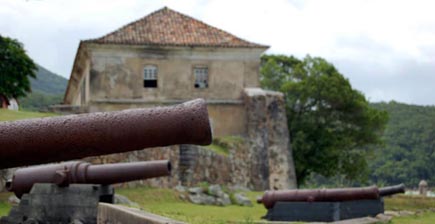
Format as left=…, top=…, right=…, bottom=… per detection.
left=7, top=160, right=172, bottom=198
left=379, top=184, right=406, bottom=197
left=0, top=99, right=212, bottom=169
left=257, top=186, right=380, bottom=209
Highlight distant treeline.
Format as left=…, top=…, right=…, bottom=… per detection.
left=369, top=101, right=435, bottom=188
left=19, top=65, right=67, bottom=111
left=306, top=101, right=435, bottom=188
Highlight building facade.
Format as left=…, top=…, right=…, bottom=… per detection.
left=64, top=7, right=268, bottom=137
left=62, top=7, right=297, bottom=189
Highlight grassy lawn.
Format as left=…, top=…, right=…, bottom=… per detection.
left=385, top=194, right=435, bottom=212
left=116, top=187, right=266, bottom=224
left=0, top=192, right=12, bottom=217
left=391, top=212, right=435, bottom=224
left=384, top=195, right=435, bottom=224
left=1, top=108, right=435, bottom=223
left=2, top=187, right=435, bottom=223
left=0, top=109, right=56, bottom=121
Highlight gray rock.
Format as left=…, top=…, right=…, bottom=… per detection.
left=188, top=193, right=216, bottom=205
left=229, top=185, right=250, bottom=192
left=376, top=213, right=393, bottom=222
left=203, top=195, right=216, bottom=205
left=208, top=184, right=224, bottom=197
left=188, top=194, right=203, bottom=204
left=8, top=195, right=20, bottom=205
left=216, top=193, right=231, bottom=206
left=175, top=185, right=186, bottom=192
left=188, top=187, right=203, bottom=195
left=114, top=194, right=139, bottom=207
left=69, top=219, right=84, bottom=224
left=234, top=193, right=252, bottom=206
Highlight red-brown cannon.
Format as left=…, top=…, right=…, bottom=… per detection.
left=6, top=160, right=171, bottom=198
left=379, top=184, right=406, bottom=196
left=257, top=186, right=380, bottom=209
left=0, top=99, right=212, bottom=169
left=257, top=184, right=406, bottom=209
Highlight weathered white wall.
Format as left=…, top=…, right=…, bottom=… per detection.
left=86, top=45, right=263, bottom=102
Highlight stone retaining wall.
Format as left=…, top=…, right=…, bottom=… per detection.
left=0, top=88, right=297, bottom=191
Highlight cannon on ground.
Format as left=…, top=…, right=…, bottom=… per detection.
left=257, top=186, right=380, bottom=209
left=6, top=160, right=171, bottom=198
left=258, top=184, right=406, bottom=222
left=379, top=184, right=406, bottom=197
left=0, top=98, right=212, bottom=169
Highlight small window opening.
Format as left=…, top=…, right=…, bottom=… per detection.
left=194, top=66, right=208, bottom=88
left=144, top=65, right=158, bottom=88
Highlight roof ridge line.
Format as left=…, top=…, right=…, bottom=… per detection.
left=84, top=6, right=269, bottom=48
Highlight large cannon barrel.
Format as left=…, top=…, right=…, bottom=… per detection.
left=379, top=184, right=405, bottom=197
left=257, top=186, right=380, bottom=209
left=0, top=99, right=211, bottom=169
left=6, top=160, right=171, bottom=198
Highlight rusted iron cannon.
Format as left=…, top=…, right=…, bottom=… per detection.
left=0, top=98, right=212, bottom=169
left=257, top=186, right=379, bottom=209
left=379, top=184, right=406, bottom=196
left=257, top=184, right=406, bottom=209
left=6, top=160, right=171, bottom=198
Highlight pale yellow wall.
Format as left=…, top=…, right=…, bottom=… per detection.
left=207, top=104, right=246, bottom=137
left=71, top=44, right=265, bottom=137
left=87, top=45, right=264, bottom=102
left=88, top=102, right=246, bottom=137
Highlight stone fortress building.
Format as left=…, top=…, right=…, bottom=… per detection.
left=63, top=7, right=297, bottom=190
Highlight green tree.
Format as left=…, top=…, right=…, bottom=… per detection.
left=260, top=55, right=388, bottom=185
left=370, top=101, right=435, bottom=187
left=0, top=35, right=37, bottom=99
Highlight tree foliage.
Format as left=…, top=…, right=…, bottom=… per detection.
left=19, top=64, right=68, bottom=111
left=0, top=35, right=37, bottom=98
left=369, top=101, right=435, bottom=187
left=260, top=55, right=388, bottom=185
left=19, top=91, right=64, bottom=111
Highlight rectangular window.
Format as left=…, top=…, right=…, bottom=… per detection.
left=194, top=66, right=208, bottom=89
left=144, top=65, right=158, bottom=88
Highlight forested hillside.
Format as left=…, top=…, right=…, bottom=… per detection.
left=19, top=65, right=68, bottom=111
left=369, top=101, right=435, bottom=187
left=30, top=65, right=67, bottom=95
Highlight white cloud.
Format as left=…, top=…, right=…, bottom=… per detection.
left=1, top=0, right=435, bottom=105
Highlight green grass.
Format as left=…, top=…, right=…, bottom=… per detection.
left=0, top=109, right=56, bottom=121
left=384, top=195, right=435, bottom=224
left=0, top=192, right=12, bottom=217
left=112, top=190, right=435, bottom=223
left=4, top=187, right=435, bottom=223
left=204, top=136, right=245, bottom=156
left=116, top=187, right=266, bottom=224
left=385, top=195, right=435, bottom=211
left=204, top=144, right=229, bottom=156
left=391, top=212, right=435, bottom=224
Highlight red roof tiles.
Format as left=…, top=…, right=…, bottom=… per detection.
left=85, top=7, right=268, bottom=48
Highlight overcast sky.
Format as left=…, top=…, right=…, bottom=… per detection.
left=1, top=0, right=434, bottom=105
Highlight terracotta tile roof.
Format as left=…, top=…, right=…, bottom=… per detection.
left=85, top=7, right=268, bottom=48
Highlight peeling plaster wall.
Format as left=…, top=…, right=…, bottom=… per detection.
left=86, top=102, right=246, bottom=137
left=66, top=44, right=263, bottom=137
left=53, top=44, right=300, bottom=191
left=87, top=45, right=262, bottom=102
